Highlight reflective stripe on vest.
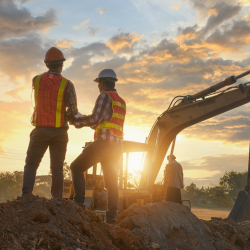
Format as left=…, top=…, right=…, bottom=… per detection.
left=55, top=77, right=68, bottom=127
left=33, top=75, right=68, bottom=128
left=113, top=101, right=126, bottom=110
left=96, top=122, right=123, bottom=132
left=95, top=92, right=126, bottom=139
left=33, top=74, right=42, bottom=125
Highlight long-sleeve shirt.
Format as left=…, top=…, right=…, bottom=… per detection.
left=72, top=89, right=122, bottom=143
left=32, top=71, right=78, bottom=128
left=164, top=160, right=184, bottom=188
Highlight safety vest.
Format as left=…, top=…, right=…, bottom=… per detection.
left=94, top=91, right=126, bottom=139
left=31, top=73, right=68, bottom=127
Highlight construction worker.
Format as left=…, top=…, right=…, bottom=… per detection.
left=21, top=47, right=78, bottom=199
left=164, top=155, right=184, bottom=204
left=70, top=69, right=126, bottom=224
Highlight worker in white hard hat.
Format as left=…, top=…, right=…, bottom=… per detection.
left=70, top=69, right=126, bottom=224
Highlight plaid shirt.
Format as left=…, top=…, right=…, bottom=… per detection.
left=73, top=89, right=123, bottom=143
left=32, top=72, right=78, bottom=128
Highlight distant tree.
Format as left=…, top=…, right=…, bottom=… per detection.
left=63, top=162, right=71, bottom=180
left=33, top=175, right=52, bottom=198
left=0, top=162, right=71, bottom=202
left=0, top=171, right=23, bottom=202
left=182, top=171, right=248, bottom=209
left=219, top=170, right=247, bottom=199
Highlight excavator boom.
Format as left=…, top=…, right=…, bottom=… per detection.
left=139, top=81, right=250, bottom=188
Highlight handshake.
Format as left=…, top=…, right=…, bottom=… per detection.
left=69, top=112, right=86, bottom=126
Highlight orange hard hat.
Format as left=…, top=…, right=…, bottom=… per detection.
left=44, top=47, right=66, bottom=62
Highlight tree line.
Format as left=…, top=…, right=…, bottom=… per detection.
left=0, top=164, right=247, bottom=209
left=181, top=171, right=247, bottom=209
left=0, top=162, right=71, bottom=202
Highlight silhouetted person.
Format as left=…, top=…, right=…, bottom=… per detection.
left=164, top=155, right=184, bottom=204
left=21, top=47, right=78, bottom=198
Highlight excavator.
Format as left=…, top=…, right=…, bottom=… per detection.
left=63, top=69, right=250, bottom=221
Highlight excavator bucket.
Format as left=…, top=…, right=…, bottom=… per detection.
left=228, top=190, right=250, bottom=222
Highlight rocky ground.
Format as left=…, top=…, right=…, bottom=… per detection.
left=1, top=195, right=250, bottom=250
left=0, top=194, right=145, bottom=250
left=117, top=202, right=250, bottom=250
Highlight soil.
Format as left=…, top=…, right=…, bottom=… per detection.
left=2, top=196, right=250, bottom=250
left=0, top=194, right=146, bottom=250
left=116, top=201, right=250, bottom=250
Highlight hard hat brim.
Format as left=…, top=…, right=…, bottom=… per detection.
left=44, top=59, right=66, bottom=63
left=44, top=60, right=65, bottom=66
left=93, top=77, right=118, bottom=83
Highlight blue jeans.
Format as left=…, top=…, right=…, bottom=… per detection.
left=70, top=138, right=122, bottom=217
left=22, top=127, right=68, bottom=198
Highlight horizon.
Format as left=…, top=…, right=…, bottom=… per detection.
left=1, top=0, right=250, bottom=188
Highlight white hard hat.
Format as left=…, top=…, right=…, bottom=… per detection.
left=94, top=69, right=118, bottom=82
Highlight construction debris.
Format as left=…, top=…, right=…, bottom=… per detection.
left=2, top=196, right=250, bottom=249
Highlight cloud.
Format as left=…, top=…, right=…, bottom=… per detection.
left=186, top=0, right=240, bottom=18
left=56, top=39, right=78, bottom=49
left=183, top=111, right=250, bottom=147
left=106, top=32, right=142, bottom=54
left=42, top=27, right=50, bottom=35
left=87, top=27, right=100, bottom=36
left=99, top=9, right=107, bottom=14
left=181, top=153, right=248, bottom=186
left=181, top=154, right=248, bottom=172
left=5, top=86, right=27, bottom=100
left=1, top=0, right=250, bottom=151
left=0, top=37, right=46, bottom=83
left=172, top=4, right=179, bottom=10
left=72, top=19, right=90, bottom=30
left=202, top=3, right=241, bottom=34
left=0, top=0, right=58, bottom=41
left=0, top=101, right=31, bottom=147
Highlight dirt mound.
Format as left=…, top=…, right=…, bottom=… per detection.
left=205, top=218, right=249, bottom=250
left=116, top=202, right=250, bottom=250
left=2, top=196, right=250, bottom=250
left=0, top=194, right=146, bottom=250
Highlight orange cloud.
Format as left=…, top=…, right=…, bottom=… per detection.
left=81, top=65, right=89, bottom=69
left=42, top=27, right=50, bottom=35
left=56, top=39, right=78, bottom=49
left=72, top=19, right=90, bottom=30
left=106, top=32, right=143, bottom=54
left=100, top=9, right=107, bottom=14
left=172, top=4, right=179, bottom=10
left=208, top=8, right=218, bottom=16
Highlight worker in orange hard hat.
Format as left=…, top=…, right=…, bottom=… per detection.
left=70, top=69, right=126, bottom=224
left=21, top=47, right=78, bottom=199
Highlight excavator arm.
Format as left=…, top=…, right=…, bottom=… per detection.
left=139, top=75, right=250, bottom=188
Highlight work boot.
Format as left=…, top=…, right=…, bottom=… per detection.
left=75, top=202, right=86, bottom=210
left=105, top=211, right=116, bottom=224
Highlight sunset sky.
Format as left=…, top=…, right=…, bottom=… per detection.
left=1, top=0, right=250, bottom=187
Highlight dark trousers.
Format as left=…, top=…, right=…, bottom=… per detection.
left=70, top=138, right=122, bottom=217
left=166, top=187, right=182, bottom=204
left=22, top=127, right=68, bottom=199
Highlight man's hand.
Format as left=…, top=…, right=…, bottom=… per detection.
left=69, top=112, right=86, bottom=127
left=74, top=112, right=85, bottom=119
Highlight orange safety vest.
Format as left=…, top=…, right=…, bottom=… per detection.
left=94, top=91, right=126, bottom=139
left=31, top=73, right=68, bottom=127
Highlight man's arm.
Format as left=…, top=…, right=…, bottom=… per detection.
left=64, top=81, right=78, bottom=121
left=72, top=91, right=111, bottom=128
